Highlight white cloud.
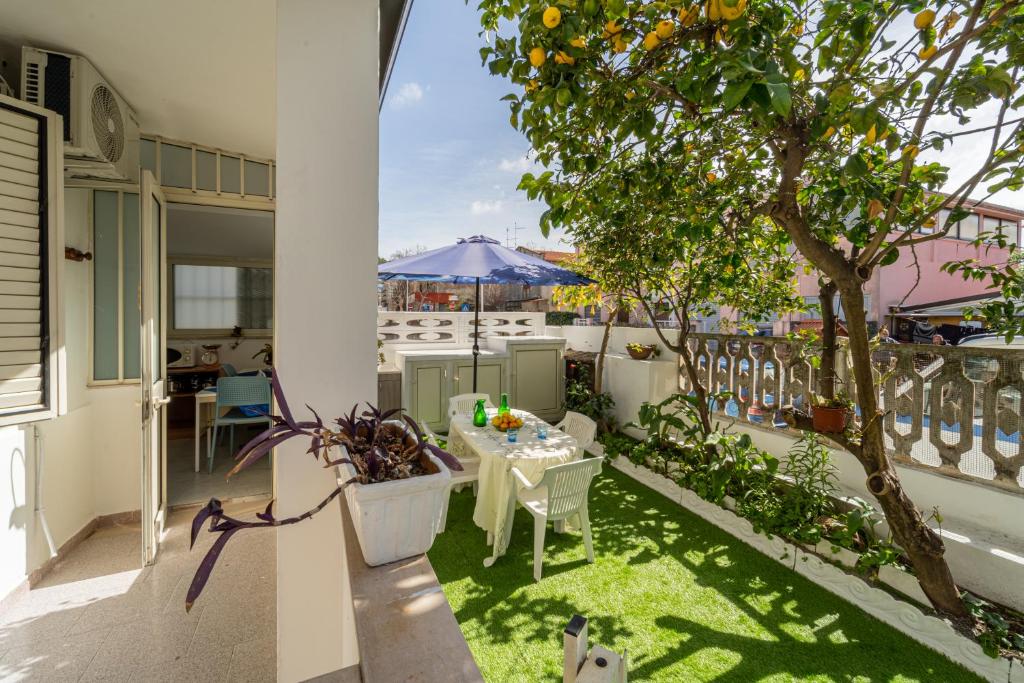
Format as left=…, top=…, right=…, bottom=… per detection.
left=470, top=200, right=503, bottom=215
left=389, top=82, right=424, bottom=109
left=498, top=156, right=532, bottom=173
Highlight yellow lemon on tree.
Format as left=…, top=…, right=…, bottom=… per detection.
left=612, top=35, right=628, bottom=53
left=680, top=5, right=700, bottom=26
left=720, top=0, right=747, bottom=21
left=914, top=9, right=936, bottom=30
left=543, top=6, right=562, bottom=29
left=656, top=20, right=675, bottom=40
left=706, top=0, right=722, bottom=22
left=570, top=36, right=587, bottom=48
left=529, top=46, right=547, bottom=68
left=605, top=20, right=623, bottom=35
left=918, top=44, right=937, bottom=60
left=822, top=126, right=836, bottom=139
left=525, top=79, right=539, bottom=93
left=554, top=50, right=576, bottom=65
left=643, top=31, right=661, bottom=50
left=706, top=172, right=718, bottom=182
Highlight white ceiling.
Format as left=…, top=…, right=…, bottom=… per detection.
left=0, top=0, right=276, bottom=158
left=168, top=203, right=274, bottom=260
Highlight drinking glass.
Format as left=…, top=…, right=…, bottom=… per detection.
left=506, top=427, right=518, bottom=443
left=536, top=424, right=548, bottom=440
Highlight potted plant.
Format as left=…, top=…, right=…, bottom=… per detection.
left=811, top=392, right=852, bottom=434
left=626, top=342, right=659, bottom=360
left=183, top=372, right=463, bottom=611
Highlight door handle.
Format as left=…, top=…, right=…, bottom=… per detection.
left=153, top=396, right=172, bottom=407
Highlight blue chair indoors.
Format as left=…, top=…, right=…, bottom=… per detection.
left=221, top=363, right=239, bottom=377
left=207, top=375, right=272, bottom=474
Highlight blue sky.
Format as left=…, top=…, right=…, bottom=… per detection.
left=379, top=1, right=566, bottom=259
left=380, top=4, right=1022, bottom=260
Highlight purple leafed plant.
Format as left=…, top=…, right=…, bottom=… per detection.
left=185, top=371, right=462, bottom=611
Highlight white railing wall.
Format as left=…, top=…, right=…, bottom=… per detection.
left=678, top=333, right=1024, bottom=493
left=378, top=311, right=546, bottom=346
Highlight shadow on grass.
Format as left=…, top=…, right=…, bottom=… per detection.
left=429, top=467, right=979, bottom=682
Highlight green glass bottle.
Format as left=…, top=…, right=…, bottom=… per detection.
left=473, top=399, right=487, bottom=428
left=499, top=392, right=510, bottom=415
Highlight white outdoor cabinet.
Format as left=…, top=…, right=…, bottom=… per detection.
left=393, top=337, right=566, bottom=431
left=453, top=358, right=505, bottom=407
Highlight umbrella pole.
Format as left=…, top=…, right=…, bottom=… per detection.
left=473, top=277, right=480, bottom=393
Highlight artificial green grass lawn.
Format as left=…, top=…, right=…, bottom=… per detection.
left=428, top=466, right=980, bottom=682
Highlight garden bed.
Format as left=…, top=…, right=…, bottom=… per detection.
left=606, top=453, right=1019, bottom=682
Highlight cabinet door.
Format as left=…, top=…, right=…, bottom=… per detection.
left=513, top=348, right=560, bottom=414
left=454, top=361, right=503, bottom=406
left=410, top=363, right=447, bottom=430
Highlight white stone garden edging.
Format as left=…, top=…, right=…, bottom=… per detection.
left=609, top=455, right=1018, bottom=683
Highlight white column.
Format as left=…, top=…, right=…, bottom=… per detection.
left=275, top=0, right=378, bottom=680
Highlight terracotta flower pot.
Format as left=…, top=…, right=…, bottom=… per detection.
left=627, top=344, right=656, bottom=360
left=812, top=405, right=849, bottom=433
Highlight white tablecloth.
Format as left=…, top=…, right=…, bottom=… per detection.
left=448, top=409, right=579, bottom=566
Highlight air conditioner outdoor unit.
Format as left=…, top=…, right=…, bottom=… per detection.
left=20, top=47, right=139, bottom=183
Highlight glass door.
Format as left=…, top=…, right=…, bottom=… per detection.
left=140, top=170, right=168, bottom=564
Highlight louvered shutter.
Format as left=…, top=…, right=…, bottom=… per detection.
left=0, top=96, right=63, bottom=423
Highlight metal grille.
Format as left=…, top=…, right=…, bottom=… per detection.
left=90, top=84, right=124, bottom=163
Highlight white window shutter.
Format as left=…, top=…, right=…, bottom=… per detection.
left=0, top=95, right=64, bottom=425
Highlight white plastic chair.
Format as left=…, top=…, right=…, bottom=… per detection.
left=448, top=392, right=495, bottom=419
left=555, top=411, right=598, bottom=453
left=512, top=457, right=603, bottom=582
left=423, top=422, right=480, bottom=533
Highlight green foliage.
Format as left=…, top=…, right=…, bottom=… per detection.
left=545, top=310, right=580, bottom=325
left=478, top=0, right=1024, bottom=335
left=565, top=363, right=616, bottom=424
left=963, top=592, right=1024, bottom=658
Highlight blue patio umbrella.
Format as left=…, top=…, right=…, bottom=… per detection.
left=379, top=235, right=594, bottom=391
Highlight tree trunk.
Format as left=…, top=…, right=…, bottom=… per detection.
left=593, top=307, right=616, bottom=432
left=595, top=307, right=615, bottom=396
left=837, top=281, right=968, bottom=619
left=818, top=280, right=837, bottom=401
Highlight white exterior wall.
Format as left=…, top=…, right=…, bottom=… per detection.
left=0, top=188, right=143, bottom=601
left=275, top=0, right=378, bottom=678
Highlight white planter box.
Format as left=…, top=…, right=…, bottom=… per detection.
left=814, top=540, right=860, bottom=568
left=878, top=565, right=930, bottom=605
left=341, top=451, right=451, bottom=567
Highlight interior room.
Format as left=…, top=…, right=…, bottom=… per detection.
left=164, top=202, right=274, bottom=506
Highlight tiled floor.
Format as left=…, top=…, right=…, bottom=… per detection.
left=167, top=434, right=273, bottom=507
left=0, top=499, right=276, bottom=682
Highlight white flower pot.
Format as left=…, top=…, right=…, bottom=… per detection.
left=340, top=451, right=451, bottom=567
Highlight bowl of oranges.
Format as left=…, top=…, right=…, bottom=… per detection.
left=491, top=413, right=524, bottom=432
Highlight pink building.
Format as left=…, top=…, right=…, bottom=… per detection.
left=776, top=197, right=1024, bottom=336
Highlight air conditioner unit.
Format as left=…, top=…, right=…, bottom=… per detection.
left=20, top=47, right=139, bottom=183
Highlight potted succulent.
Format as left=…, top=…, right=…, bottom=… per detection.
left=626, top=342, right=660, bottom=360
left=183, top=372, right=462, bottom=611
left=811, top=392, right=853, bottom=434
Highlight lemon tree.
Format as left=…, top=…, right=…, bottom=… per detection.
left=478, top=0, right=1024, bottom=619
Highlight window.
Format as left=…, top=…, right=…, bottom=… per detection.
left=0, top=97, right=64, bottom=424
left=172, top=264, right=272, bottom=332
left=138, top=136, right=275, bottom=199
left=982, top=215, right=1019, bottom=246
left=91, top=190, right=141, bottom=383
